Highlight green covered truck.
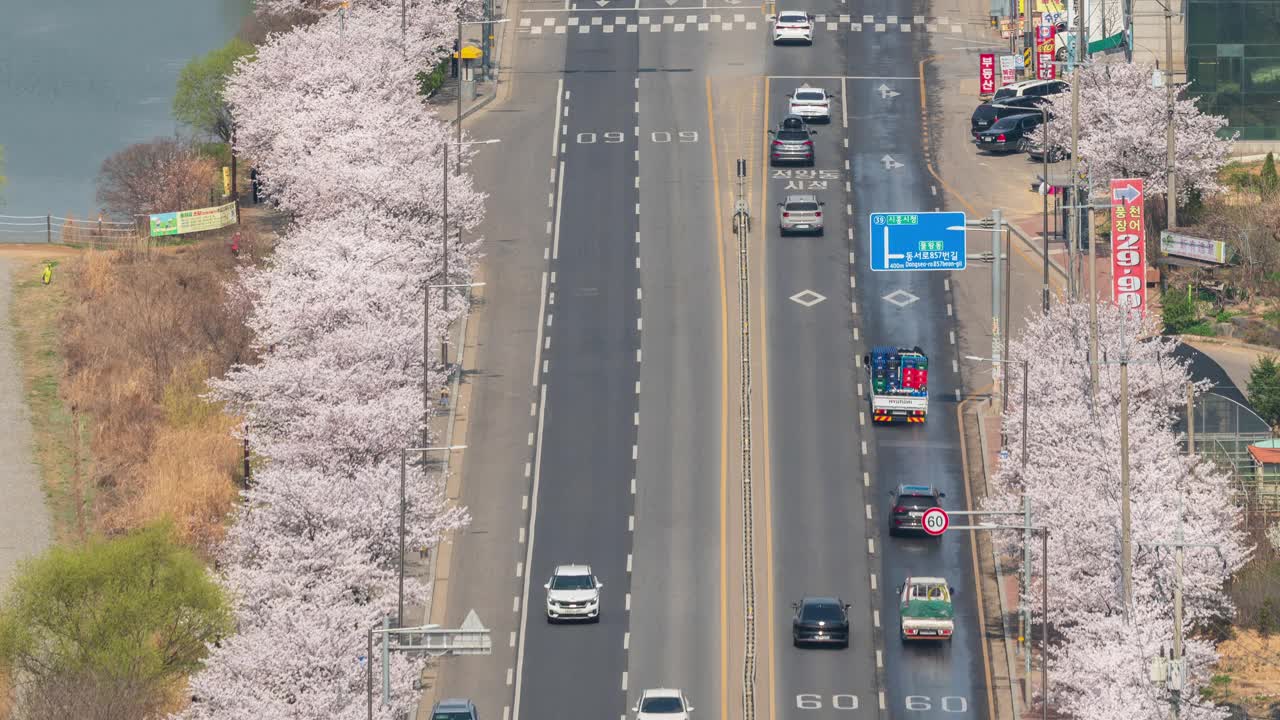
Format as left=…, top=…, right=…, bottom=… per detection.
left=897, top=576, right=955, bottom=641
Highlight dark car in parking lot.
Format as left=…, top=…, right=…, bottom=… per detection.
left=792, top=596, right=851, bottom=648
left=975, top=113, right=1042, bottom=154
left=970, top=95, right=1042, bottom=137
left=888, top=484, right=945, bottom=536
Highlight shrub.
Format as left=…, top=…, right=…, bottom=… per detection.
left=1163, top=286, right=1200, bottom=334
left=0, top=524, right=232, bottom=717
left=1248, top=355, right=1280, bottom=428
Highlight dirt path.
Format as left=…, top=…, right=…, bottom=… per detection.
left=0, top=252, right=54, bottom=592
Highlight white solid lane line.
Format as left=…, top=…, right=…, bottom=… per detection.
left=552, top=78, right=564, bottom=158
left=531, top=271, right=548, bottom=388
left=511, top=383, right=549, bottom=720
left=553, top=160, right=566, bottom=260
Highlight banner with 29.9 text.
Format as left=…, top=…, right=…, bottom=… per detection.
left=1110, top=178, right=1147, bottom=314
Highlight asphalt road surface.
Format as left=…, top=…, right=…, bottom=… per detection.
left=491, top=1, right=994, bottom=718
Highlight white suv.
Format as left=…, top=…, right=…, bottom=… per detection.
left=634, top=689, right=694, bottom=720
left=771, top=11, right=814, bottom=44
left=544, top=564, right=601, bottom=623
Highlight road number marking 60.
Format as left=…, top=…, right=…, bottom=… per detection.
left=906, top=696, right=968, bottom=712
left=795, top=694, right=859, bottom=710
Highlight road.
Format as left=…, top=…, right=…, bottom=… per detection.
left=757, top=7, right=990, bottom=720
left=435, top=2, right=997, bottom=719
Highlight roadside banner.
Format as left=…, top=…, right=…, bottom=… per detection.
left=149, top=201, right=238, bottom=238
left=1110, top=178, right=1147, bottom=313
left=999, top=55, right=1019, bottom=85
left=979, top=53, right=996, bottom=95
left=1036, top=24, right=1057, bottom=80
left=1160, top=230, right=1229, bottom=265
left=222, top=167, right=232, bottom=197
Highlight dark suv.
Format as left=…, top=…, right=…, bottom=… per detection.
left=768, top=115, right=815, bottom=166
left=791, top=596, right=850, bottom=648
left=971, top=95, right=1042, bottom=137
left=888, top=484, right=945, bottom=536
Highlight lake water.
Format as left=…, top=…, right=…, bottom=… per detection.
left=0, top=0, right=252, bottom=223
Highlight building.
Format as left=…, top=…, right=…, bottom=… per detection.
left=1184, top=0, right=1280, bottom=149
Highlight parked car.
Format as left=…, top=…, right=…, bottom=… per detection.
left=991, top=78, right=1068, bottom=103
left=787, top=84, right=832, bottom=123
left=777, top=194, right=824, bottom=235
left=768, top=115, right=815, bottom=166
left=974, top=113, right=1042, bottom=154
left=772, top=10, right=814, bottom=44
left=1023, top=132, right=1071, bottom=162
left=970, top=95, right=1042, bottom=137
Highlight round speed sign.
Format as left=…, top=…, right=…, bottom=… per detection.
left=921, top=507, right=949, bottom=536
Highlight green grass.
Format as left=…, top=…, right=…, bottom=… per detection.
left=1265, top=309, right=1280, bottom=326
left=1181, top=321, right=1218, bottom=336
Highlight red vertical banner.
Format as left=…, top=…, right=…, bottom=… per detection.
left=1110, top=178, right=1148, bottom=314
left=1036, top=24, right=1056, bottom=80
left=979, top=53, right=996, bottom=96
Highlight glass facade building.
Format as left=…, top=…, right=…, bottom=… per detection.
left=1185, top=0, right=1280, bottom=140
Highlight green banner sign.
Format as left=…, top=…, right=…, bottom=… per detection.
left=149, top=201, right=237, bottom=238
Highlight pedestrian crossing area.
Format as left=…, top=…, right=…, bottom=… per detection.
left=517, top=13, right=966, bottom=34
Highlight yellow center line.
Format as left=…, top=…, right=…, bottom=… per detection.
left=759, top=74, right=778, bottom=720
left=705, top=77, right=732, bottom=720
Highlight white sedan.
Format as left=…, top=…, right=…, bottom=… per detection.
left=771, top=10, right=814, bottom=44
left=787, top=84, right=831, bottom=122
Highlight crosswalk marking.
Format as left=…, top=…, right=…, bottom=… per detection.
left=517, top=13, right=968, bottom=35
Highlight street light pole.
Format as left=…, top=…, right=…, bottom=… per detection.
left=992, top=208, right=1003, bottom=412
left=1040, top=106, right=1051, bottom=314
left=398, top=445, right=467, bottom=627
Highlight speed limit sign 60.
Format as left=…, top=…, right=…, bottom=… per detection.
left=921, top=507, right=949, bottom=536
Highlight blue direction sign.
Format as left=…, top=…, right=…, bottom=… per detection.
left=868, top=212, right=967, bottom=271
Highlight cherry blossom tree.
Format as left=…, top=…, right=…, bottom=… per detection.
left=985, top=300, right=1248, bottom=719
left=181, top=1, right=483, bottom=715
left=1026, top=62, right=1234, bottom=203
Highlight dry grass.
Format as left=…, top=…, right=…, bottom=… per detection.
left=1208, top=629, right=1280, bottom=714
left=55, top=234, right=262, bottom=553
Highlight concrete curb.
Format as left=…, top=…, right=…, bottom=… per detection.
left=976, top=405, right=1024, bottom=720
left=1178, top=333, right=1280, bottom=357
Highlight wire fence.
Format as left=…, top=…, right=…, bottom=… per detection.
left=0, top=213, right=143, bottom=249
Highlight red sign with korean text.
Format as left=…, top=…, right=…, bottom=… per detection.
left=1036, top=24, right=1056, bottom=80
left=1110, top=178, right=1148, bottom=314
left=979, top=53, right=996, bottom=95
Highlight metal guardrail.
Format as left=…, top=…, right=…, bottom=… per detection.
left=0, top=213, right=139, bottom=246
left=734, top=160, right=757, bottom=720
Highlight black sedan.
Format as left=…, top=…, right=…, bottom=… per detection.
left=970, top=95, right=1041, bottom=137
left=975, top=113, right=1042, bottom=154
left=791, top=596, right=850, bottom=648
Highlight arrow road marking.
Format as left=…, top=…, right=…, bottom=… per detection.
left=880, top=154, right=904, bottom=170
left=876, top=83, right=900, bottom=99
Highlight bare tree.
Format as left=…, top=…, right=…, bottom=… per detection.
left=95, top=139, right=217, bottom=219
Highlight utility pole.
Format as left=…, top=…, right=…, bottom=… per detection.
left=1022, top=362, right=1031, bottom=690
left=1040, top=106, right=1051, bottom=315
left=442, top=141, right=451, bottom=312
left=993, top=208, right=1004, bottom=410
left=456, top=20, right=464, bottom=158
left=1069, top=0, right=1085, bottom=300
left=1164, top=0, right=1178, bottom=230
left=1088, top=197, right=1099, bottom=396
left=1186, top=382, right=1195, bottom=455
left=1120, top=360, right=1133, bottom=619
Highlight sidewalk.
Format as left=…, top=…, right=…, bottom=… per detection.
left=427, top=0, right=514, bottom=125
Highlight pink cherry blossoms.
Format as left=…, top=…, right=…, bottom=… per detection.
left=985, top=301, right=1249, bottom=720
left=1027, top=62, right=1234, bottom=203
left=181, top=1, right=482, bottom=717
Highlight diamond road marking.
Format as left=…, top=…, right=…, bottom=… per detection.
left=790, top=290, right=827, bottom=307
left=882, top=289, right=920, bottom=308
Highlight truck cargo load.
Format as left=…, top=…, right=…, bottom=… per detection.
left=864, top=346, right=929, bottom=423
